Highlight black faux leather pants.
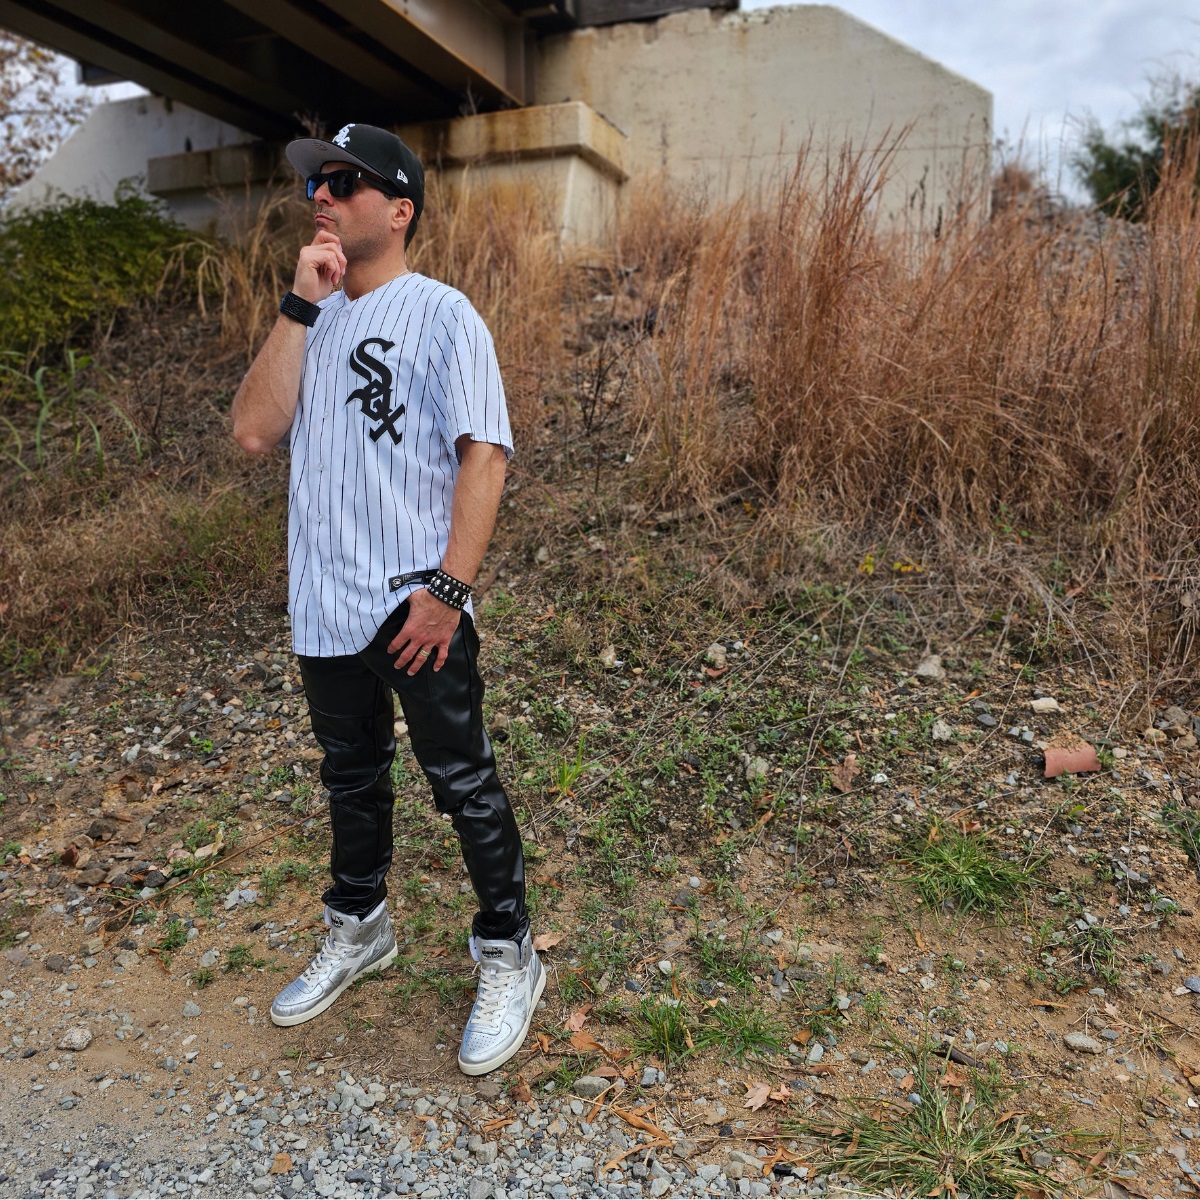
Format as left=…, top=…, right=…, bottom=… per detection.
left=297, top=601, right=527, bottom=943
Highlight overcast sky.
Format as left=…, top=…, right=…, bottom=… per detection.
left=745, top=0, right=1200, bottom=196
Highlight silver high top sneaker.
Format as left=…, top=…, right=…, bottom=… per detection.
left=458, top=929, right=545, bottom=1076
left=270, top=899, right=396, bottom=1027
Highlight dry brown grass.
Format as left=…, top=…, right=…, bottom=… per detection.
left=617, top=146, right=1199, bottom=557
left=2, top=149, right=1198, bottom=682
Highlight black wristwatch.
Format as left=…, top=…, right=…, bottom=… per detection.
left=279, top=291, right=321, bottom=327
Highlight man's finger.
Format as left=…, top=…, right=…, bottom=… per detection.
left=404, top=646, right=433, bottom=676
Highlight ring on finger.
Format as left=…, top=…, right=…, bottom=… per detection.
left=416, top=648, right=430, bottom=657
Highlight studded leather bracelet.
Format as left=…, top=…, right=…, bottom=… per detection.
left=427, top=568, right=471, bottom=610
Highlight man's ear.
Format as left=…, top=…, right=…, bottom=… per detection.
left=392, top=197, right=414, bottom=235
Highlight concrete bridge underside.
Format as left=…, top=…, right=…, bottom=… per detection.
left=0, top=0, right=729, bottom=137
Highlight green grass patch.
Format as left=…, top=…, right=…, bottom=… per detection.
left=902, top=821, right=1038, bottom=915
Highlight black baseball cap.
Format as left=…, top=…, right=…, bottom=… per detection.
left=286, top=123, right=424, bottom=219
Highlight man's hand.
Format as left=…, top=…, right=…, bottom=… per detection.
left=387, top=588, right=462, bottom=674
left=293, top=230, right=347, bottom=303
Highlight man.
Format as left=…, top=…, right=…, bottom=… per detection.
left=231, top=122, right=542, bottom=1077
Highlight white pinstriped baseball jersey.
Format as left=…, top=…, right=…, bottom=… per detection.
left=287, top=272, right=513, bottom=657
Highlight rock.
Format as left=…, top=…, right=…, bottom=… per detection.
left=44, top=953, right=70, bottom=973
left=1163, top=705, right=1192, bottom=728
left=114, top=950, right=139, bottom=970
left=86, top=819, right=116, bottom=842
left=1030, top=697, right=1061, bottom=714
left=1144, top=728, right=1168, bottom=745
left=806, top=1042, right=824, bottom=1064
left=930, top=719, right=954, bottom=743
left=77, top=867, right=106, bottom=887
left=81, top=937, right=104, bottom=956
left=976, top=713, right=998, bottom=729
left=183, top=1001, right=202, bottom=1018
left=1182, top=976, right=1200, bottom=993
left=198, top=949, right=220, bottom=969
left=118, top=820, right=146, bottom=845
left=657, top=960, right=672, bottom=975
left=1032, top=1151, right=1053, bottom=1170
left=1179, top=733, right=1199, bottom=751
left=572, top=1076, right=612, bottom=1099
left=598, top=645, right=618, bottom=669
left=705, top=643, right=727, bottom=670
left=57, top=1027, right=93, bottom=1052
left=914, top=655, right=945, bottom=680
left=1064, top=1032, right=1103, bottom=1054
left=744, top=756, right=769, bottom=783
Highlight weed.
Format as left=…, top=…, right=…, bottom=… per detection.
left=223, top=943, right=266, bottom=974
left=630, top=997, right=694, bottom=1066
left=191, top=967, right=213, bottom=990
left=259, top=859, right=314, bottom=906
left=791, top=1041, right=1063, bottom=1197
left=689, top=920, right=766, bottom=990
left=696, top=1001, right=786, bottom=1064
left=902, top=821, right=1038, bottom=915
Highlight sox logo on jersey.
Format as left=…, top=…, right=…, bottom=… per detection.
left=347, top=337, right=405, bottom=444
left=288, top=274, right=513, bottom=657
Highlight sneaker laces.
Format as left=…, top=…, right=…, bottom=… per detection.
left=299, top=933, right=352, bottom=984
left=471, top=964, right=519, bottom=1029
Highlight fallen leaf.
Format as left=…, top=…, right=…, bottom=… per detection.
left=565, top=1004, right=592, bottom=1033
left=600, top=1139, right=671, bottom=1176
left=270, top=1152, right=293, bottom=1175
left=831, top=753, right=860, bottom=794
left=769, top=1083, right=793, bottom=1103
left=570, top=1031, right=609, bottom=1055
left=611, top=1105, right=669, bottom=1139
left=481, top=1117, right=513, bottom=1133
left=941, top=1067, right=969, bottom=1089
left=805, top=1063, right=835, bottom=1076
left=534, top=1032, right=552, bottom=1053
left=743, top=1082, right=771, bottom=1111
left=533, top=932, right=564, bottom=952
left=510, top=1078, right=533, bottom=1103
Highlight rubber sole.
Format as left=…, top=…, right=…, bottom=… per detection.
left=457, top=958, right=547, bottom=1076
left=270, top=945, right=398, bottom=1028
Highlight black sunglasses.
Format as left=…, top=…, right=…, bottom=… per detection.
left=306, top=168, right=398, bottom=201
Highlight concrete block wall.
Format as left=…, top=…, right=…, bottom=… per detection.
left=535, top=4, right=993, bottom=228
left=11, top=94, right=245, bottom=212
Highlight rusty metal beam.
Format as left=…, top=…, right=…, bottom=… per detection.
left=320, top=0, right=526, bottom=106
left=0, top=0, right=289, bottom=136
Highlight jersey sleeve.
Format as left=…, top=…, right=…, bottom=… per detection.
left=435, top=299, right=514, bottom=460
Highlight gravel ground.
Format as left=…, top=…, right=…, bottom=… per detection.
left=0, top=1058, right=822, bottom=1198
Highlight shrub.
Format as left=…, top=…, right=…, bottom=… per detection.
left=0, top=189, right=197, bottom=360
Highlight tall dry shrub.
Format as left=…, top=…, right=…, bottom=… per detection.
left=621, top=140, right=1200, bottom=580
left=413, top=171, right=566, bottom=446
